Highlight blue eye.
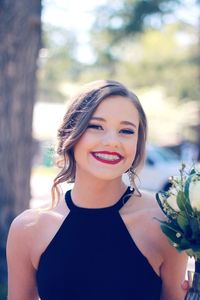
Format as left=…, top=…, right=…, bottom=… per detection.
left=120, top=129, right=134, bottom=135
left=87, top=124, right=103, bottom=130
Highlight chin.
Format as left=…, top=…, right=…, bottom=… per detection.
left=76, top=164, right=128, bottom=181
left=90, top=171, right=123, bottom=181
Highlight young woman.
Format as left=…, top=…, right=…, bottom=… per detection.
left=7, top=80, right=188, bottom=300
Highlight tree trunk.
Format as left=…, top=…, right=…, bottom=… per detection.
left=0, top=0, right=42, bottom=292
left=198, top=6, right=200, bottom=161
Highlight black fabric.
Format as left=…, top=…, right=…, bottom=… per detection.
left=36, top=187, right=162, bottom=300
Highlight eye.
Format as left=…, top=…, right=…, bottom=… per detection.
left=120, top=128, right=135, bottom=135
left=87, top=123, right=103, bottom=130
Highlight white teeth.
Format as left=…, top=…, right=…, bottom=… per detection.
left=93, top=153, right=121, bottom=161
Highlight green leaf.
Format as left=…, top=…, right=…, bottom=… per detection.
left=190, top=218, right=200, bottom=238
left=189, top=168, right=196, bottom=175
left=177, top=214, right=189, bottom=231
left=184, top=200, right=193, bottom=216
left=156, top=217, right=180, bottom=231
left=179, top=238, right=191, bottom=250
left=184, top=174, right=194, bottom=203
left=177, top=191, right=186, bottom=211
left=181, top=176, right=194, bottom=215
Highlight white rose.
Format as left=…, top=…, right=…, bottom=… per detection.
left=195, top=164, right=200, bottom=174
left=166, top=188, right=180, bottom=212
left=189, top=177, right=200, bottom=211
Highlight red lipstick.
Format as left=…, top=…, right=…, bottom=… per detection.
left=91, top=151, right=123, bottom=165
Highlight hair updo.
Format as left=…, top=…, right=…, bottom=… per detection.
left=51, top=80, right=147, bottom=207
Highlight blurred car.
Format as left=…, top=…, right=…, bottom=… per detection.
left=123, top=145, right=183, bottom=192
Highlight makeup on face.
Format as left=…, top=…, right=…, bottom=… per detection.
left=73, top=95, right=139, bottom=181
left=91, top=151, right=124, bottom=165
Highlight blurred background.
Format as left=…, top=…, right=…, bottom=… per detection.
left=0, top=0, right=200, bottom=297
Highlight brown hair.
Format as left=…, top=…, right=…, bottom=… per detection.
left=51, top=80, right=147, bottom=207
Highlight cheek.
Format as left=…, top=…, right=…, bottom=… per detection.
left=73, top=138, right=84, bottom=160
left=73, top=133, right=93, bottom=157
left=126, top=139, right=138, bottom=162
left=130, top=146, right=137, bottom=161
left=128, top=136, right=138, bottom=153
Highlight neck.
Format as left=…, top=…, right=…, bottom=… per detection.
left=71, top=176, right=127, bottom=209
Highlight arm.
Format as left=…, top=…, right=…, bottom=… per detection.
left=145, top=193, right=189, bottom=300
left=6, top=212, right=39, bottom=300
left=160, top=239, right=188, bottom=300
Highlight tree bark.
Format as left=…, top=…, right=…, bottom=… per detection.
left=197, top=5, right=200, bottom=161
left=0, top=0, right=42, bottom=290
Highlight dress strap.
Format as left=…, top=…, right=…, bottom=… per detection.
left=113, top=186, right=134, bottom=211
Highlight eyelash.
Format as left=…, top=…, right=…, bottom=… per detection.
left=87, top=124, right=103, bottom=130
left=87, top=124, right=134, bottom=135
left=120, top=129, right=134, bottom=135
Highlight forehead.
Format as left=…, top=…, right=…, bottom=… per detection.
left=92, top=95, right=139, bottom=122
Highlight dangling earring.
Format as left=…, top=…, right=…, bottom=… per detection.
left=128, top=169, right=134, bottom=191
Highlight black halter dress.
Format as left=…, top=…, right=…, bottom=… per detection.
left=36, top=187, right=162, bottom=299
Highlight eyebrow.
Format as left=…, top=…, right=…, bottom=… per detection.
left=90, top=117, right=137, bottom=128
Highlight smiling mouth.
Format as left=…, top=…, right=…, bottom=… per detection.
left=91, top=152, right=123, bottom=165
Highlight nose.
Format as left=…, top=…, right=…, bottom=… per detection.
left=102, top=130, right=120, bottom=148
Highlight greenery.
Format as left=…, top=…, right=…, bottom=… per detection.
left=37, top=0, right=200, bottom=146
left=89, top=0, right=200, bottom=101
left=156, top=164, right=200, bottom=260
left=38, top=24, right=84, bottom=102
left=39, top=1, right=200, bottom=103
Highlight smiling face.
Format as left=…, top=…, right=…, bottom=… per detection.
left=73, top=95, right=139, bottom=183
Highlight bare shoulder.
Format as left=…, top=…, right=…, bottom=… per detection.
left=8, top=208, right=42, bottom=243
left=7, top=208, right=43, bottom=260
left=9, top=207, right=56, bottom=238
left=127, top=188, right=163, bottom=216
left=7, top=204, right=68, bottom=300
left=9, top=197, right=67, bottom=235
left=7, top=199, right=70, bottom=284
left=7, top=200, right=68, bottom=261
left=126, top=189, right=181, bottom=257
left=135, top=190, right=171, bottom=244
left=139, top=189, right=161, bottom=209
left=134, top=189, right=187, bottom=264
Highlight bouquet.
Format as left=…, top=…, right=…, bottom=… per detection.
left=156, top=164, right=200, bottom=299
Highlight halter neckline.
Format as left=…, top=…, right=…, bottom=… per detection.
left=65, top=186, right=134, bottom=213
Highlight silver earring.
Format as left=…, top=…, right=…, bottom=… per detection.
left=128, top=169, right=134, bottom=191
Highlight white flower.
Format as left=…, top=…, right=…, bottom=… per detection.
left=189, top=176, right=200, bottom=211
left=166, top=188, right=180, bottom=212
left=195, top=164, right=200, bottom=174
